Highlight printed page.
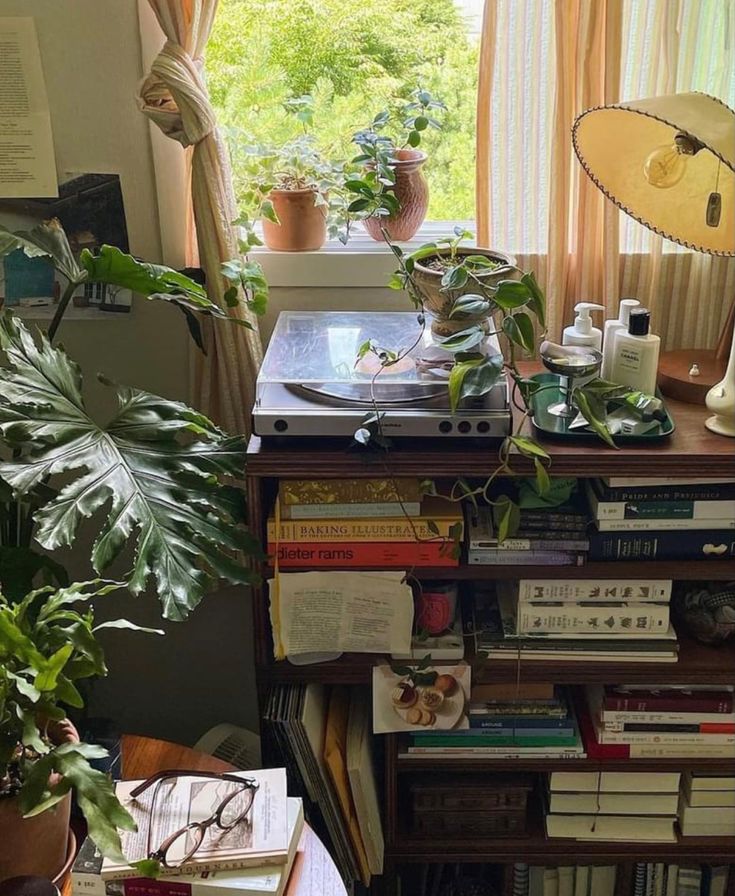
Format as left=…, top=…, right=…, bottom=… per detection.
left=269, top=570, right=413, bottom=659
left=0, top=18, right=58, bottom=197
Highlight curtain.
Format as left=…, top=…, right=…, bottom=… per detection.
left=138, top=0, right=263, bottom=436
left=476, top=0, right=735, bottom=348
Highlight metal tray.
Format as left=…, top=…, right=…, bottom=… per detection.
left=528, top=373, right=675, bottom=441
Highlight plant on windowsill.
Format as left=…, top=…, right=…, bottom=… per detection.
left=344, top=87, right=447, bottom=242
left=0, top=218, right=265, bottom=872
left=230, top=95, right=350, bottom=252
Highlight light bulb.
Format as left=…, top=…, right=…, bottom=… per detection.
left=643, top=143, right=687, bottom=188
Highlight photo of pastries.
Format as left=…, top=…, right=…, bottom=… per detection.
left=372, top=661, right=470, bottom=734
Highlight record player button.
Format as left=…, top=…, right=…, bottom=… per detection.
left=476, top=421, right=490, bottom=434
left=274, top=419, right=289, bottom=432
left=457, top=421, right=472, bottom=434
left=438, top=420, right=453, bottom=434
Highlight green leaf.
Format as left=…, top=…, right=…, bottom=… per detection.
left=574, top=387, right=617, bottom=448
left=80, top=246, right=206, bottom=300
left=414, top=115, right=429, bottom=131
left=35, top=644, right=73, bottom=691
left=0, top=220, right=84, bottom=284
left=521, top=271, right=546, bottom=329
left=0, top=314, right=260, bottom=621
left=447, top=355, right=503, bottom=412
left=435, top=327, right=486, bottom=354
left=407, top=131, right=421, bottom=147
left=494, top=279, right=532, bottom=310
left=502, top=312, right=535, bottom=353
left=92, top=620, right=164, bottom=635
left=448, top=294, right=492, bottom=319
left=347, top=197, right=370, bottom=213
left=494, top=496, right=521, bottom=542
left=440, top=266, right=469, bottom=291
left=260, top=199, right=280, bottom=225
left=508, top=435, right=550, bottom=460
left=534, top=457, right=551, bottom=497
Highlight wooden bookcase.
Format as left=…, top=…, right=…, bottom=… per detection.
left=246, top=392, right=735, bottom=896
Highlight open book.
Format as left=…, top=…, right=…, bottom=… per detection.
left=102, top=769, right=289, bottom=879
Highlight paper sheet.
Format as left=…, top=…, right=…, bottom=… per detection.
left=268, top=570, right=414, bottom=659
left=286, top=826, right=347, bottom=896
left=0, top=18, right=58, bottom=197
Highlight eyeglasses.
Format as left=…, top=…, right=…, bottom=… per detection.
left=130, top=769, right=260, bottom=869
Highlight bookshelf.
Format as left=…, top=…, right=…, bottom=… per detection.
left=246, top=394, right=735, bottom=896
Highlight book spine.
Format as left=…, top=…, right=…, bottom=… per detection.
left=101, top=856, right=284, bottom=882
left=280, top=478, right=421, bottom=504
left=595, top=728, right=735, bottom=745
left=601, top=709, right=735, bottom=724
left=469, top=715, right=570, bottom=729
left=268, top=514, right=458, bottom=541
left=468, top=721, right=576, bottom=735
left=468, top=551, right=585, bottom=566
left=404, top=746, right=586, bottom=757
left=469, top=537, right=589, bottom=551
left=591, top=498, right=735, bottom=521
left=516, top=602, right=669, bottom=635
left=517, top=580, right=672, bottom=602
left=628, top=742, right=735, bottom=758
left=595, top=517, right=735, bottom=531
left=595, top=482, right=735, bottom=501
left=602, top=695, right=733, bottom=713
left=604, top=722, right=735, bottom=734
left=283, top=500, right=422, bottom=519
left=588, top=530, right=735, bottom=561
left=270, top=541, right=458, bottom=567
left=410, top=734, right=580, bottom=747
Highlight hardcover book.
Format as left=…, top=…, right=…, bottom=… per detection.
left=588, top=529, right=735, bottom=561
left=271, top=541, right=458, bottom=567
left=279, top=478, right=422, bottom=506
left=515, top=579, right=672, bottom=603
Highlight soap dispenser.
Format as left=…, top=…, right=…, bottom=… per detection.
left=562, top=303, right=604, bottom=350
left=609, top=307, right=661, bottom=395
left=601, top=298, right=640, bottom=380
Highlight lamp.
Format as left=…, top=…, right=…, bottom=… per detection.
left=572, top=92, right=735, bottom=436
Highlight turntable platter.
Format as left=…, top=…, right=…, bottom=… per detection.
left=293, top=381, right=447, bottom=406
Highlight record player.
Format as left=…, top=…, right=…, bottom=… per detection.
left=253, top=311, right=511, bottom=438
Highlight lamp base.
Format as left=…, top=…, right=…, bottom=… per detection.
left=705, top=414, right=735, bottom=437
left=657, top=349, right=726, bottom=404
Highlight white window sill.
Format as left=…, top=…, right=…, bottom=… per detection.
left=251, top=221, right=475, bottom=289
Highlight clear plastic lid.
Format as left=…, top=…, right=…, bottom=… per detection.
left=259, top=311, right=495, bottom=385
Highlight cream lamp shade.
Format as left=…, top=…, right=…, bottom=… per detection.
left=572, top=92, right=735, bottom=256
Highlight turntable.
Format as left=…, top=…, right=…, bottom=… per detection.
left=253, top=311, right=511, bottom=439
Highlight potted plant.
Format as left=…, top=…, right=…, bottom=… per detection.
left=0, top=219, right=266, bottom=876
left=0, top=581, right=162, bottom=882
left=232, top=96, right=348, bottom=252
left=345, top=88, right=447, bottom=242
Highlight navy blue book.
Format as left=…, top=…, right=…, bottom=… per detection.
left=468, top=714, right=574, bottom=731
left=469, top=720, right=576, bottom=736
left=588, top=529, right=735, bottom=561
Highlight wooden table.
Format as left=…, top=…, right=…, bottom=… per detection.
left=121, top=735, right=347, bottom=896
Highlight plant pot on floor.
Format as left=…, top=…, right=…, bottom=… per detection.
left=262, top=188, right=327, bottom=251
left=412, top=245, right=516, bottom=337
left=0, top=721, right=79, bottom=884
left=363, top=149, right=429, bottom=242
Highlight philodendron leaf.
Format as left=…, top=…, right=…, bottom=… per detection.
left=574, top=387, right=617, bottom=449
left=0, top=219, right=84, bottom=284
left=508, top=435, right=550, bottom=460
left=520, top=271, right=546, bottom=329
left=494, top=496, right=521, bottom=542
left=447, top=354, right=503, bottom=412
left=80, top=246, right=205, bottom=300
left=0, top=313, right=262, bottom=621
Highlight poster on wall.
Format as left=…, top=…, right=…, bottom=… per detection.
left=0, top=18, right=58, bottom=198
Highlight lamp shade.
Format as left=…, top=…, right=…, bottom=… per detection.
left=573, top=92, right=735, bottom=256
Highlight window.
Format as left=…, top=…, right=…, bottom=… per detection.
left=207, top=0, right=483, bottom=226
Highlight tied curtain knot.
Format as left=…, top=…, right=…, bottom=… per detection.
left=138, top=39, right=216, bottom=147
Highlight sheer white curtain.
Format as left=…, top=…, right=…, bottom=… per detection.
left=477, top=0, right=735, bottom=346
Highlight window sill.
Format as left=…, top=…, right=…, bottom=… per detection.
left=251, top=221, right=475, bottom=289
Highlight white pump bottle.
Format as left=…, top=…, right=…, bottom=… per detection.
left=562, top=302, right=604, bottom=350
left=601, top=298, right=640, bottom=381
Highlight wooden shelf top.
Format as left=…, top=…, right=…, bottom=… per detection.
left=247, top=383, right=733, bottom=478
left=257, top=633, right=735, bottom=686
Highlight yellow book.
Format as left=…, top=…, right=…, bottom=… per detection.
left=267, top=497, right=463, bottom=543
left=279, top=478, right=422, bottom=506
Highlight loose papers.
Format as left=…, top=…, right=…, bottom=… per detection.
left=0, top=18, right=58, bottom=197
left=268, top=571, right=414, bottom=660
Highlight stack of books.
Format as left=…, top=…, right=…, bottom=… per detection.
left=73, top=769, right=304, bottom=896
left=514, top=863, right=617, bottom=896
left=466, top=503, right=588, bottom=566
left=631, top=862, right=730, bottom=895
left=545, top=769, right=681, bottom=842
left=586, top=476, right=735, bottom=561
left=582, top=684, right=735, bottom=759
left=468, top=579, right=679, bottom=664
left=267, top=478, right=462, bottom=567
left=680, top=772, right=735, bottom=837
left=402, top=685, right=586, bottom=759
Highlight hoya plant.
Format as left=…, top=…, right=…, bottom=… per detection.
left=0, top=580, right=162, bottom=862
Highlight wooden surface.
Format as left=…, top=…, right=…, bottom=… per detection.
left=119, top=735, right=346, bottom=896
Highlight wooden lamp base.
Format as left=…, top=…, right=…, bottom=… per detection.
left=657, top=349, right=727, bottom=404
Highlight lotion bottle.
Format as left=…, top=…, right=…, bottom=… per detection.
left=601, top=298, right=640, bottom=381
left=609, top=307, right=661, bottom=395
left=562, top=302, right=604, bottom=349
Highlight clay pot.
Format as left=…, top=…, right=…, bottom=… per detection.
left=0, top=721, right=79, bottom=884
left=262, top=188, right=327, bottom=251
left=411, top=246, right=516, bottom=337
left=363, top=149, right=429, bottom=242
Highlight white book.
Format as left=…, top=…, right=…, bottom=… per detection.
left=664, top=865, right=678, bottom=896
left=602, top=476, right=735, bottom=487
left=684, top=772, right=735, bottom=791
left=590, top=866, right=616, bottom=896
left=676, top=866, right=702, bottom=895
left=545, top=813, right=676, bottom=842
left=601, top=709, right=735, bottom=725
left=516, top=579, right=672, bottom=603
left=590, top=495, right=735, bottom=520
left=543, top=867, right=559, bottom=896
left=683, top=788, right=735, bottom=807
left=515, top=600, right=670, bottom=635
left=529, top=867, right=545, bottom=896
left=549, top=771, right=681, bottom=794
left=679, top=799, right=735, bottom=827
left=653, top=863, right=665, bottom=896
left=346, top=690, right=384, bottom=876
left=402, top=747, right=587, bottom=758
left=573, top=866, right=588, bottom=896
left=680, top=820, right=735, bottom=836
left=548, top=791, right=679, bottom=816
left=486, top=649, right=679, bottom=663
left=557, top=866, right=575, bottom=896
left=595, top=517, right=735, bottom=530
left=594, top=724, right=735, bottom=746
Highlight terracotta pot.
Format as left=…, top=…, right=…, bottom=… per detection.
left=411, top=246, right=516, bottom=336
left=363, top=149, right=429, bottom=242
left=262, top=188, right=327, bottom=251
left=0, top=721, right=79, bottom=884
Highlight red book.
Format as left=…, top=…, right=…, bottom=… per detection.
left=602, top=686, right=733, bottom=714
left=269, top=541, right=458, bottom=568
left=577, top=703, right=630, bottom=759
